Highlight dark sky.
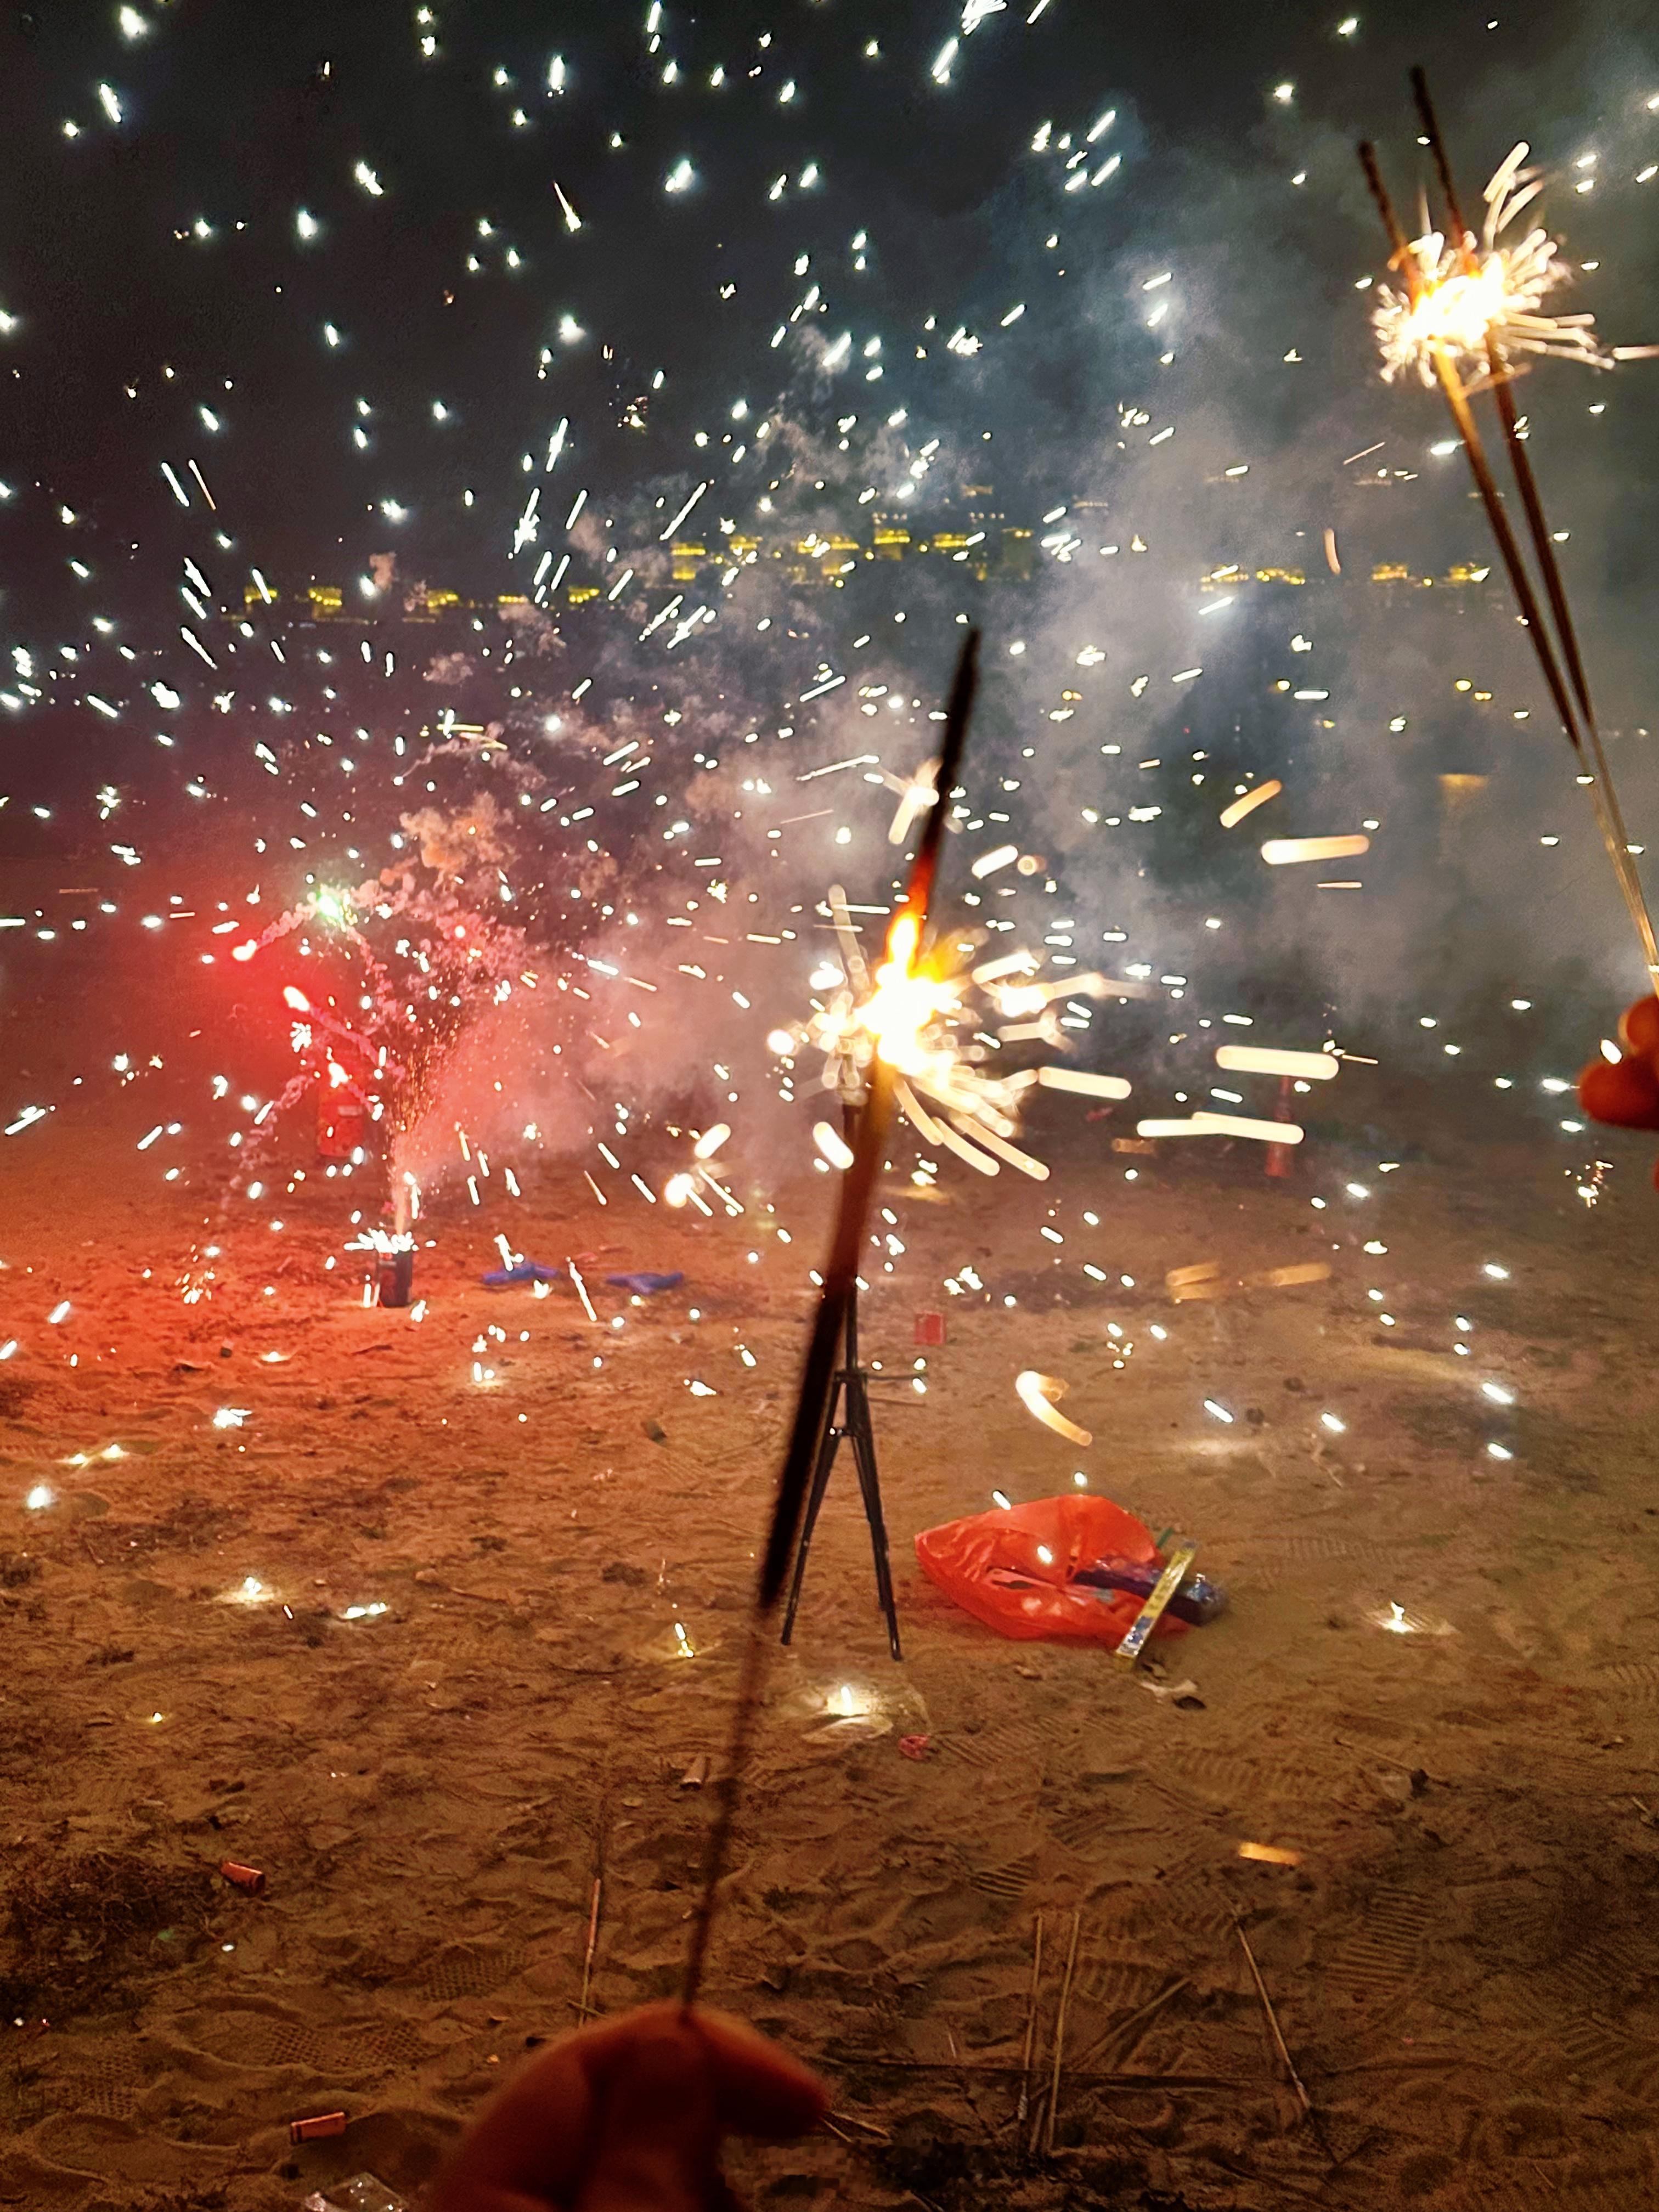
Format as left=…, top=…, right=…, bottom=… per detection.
left=3, top=0, right=1658, bottom=1108
left=5, top=0, right=1656, bottom=613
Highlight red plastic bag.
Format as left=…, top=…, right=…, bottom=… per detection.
left=914, top=1493, right=1186, bottom=1647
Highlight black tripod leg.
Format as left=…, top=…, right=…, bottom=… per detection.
left=780, top=1379, right=844, bottom=1646
left=847, top=1374, right=902, bottom=1661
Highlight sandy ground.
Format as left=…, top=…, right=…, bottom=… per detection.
left=4, top=1095, right=1659, bottom=2212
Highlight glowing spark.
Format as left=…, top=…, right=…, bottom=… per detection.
left=1035, top=1066, right=1131, bottom=1099
left=1015, top=1369, right=1092, bottom=1447
left=1219, top=780, right=1282, bottom=828
left=812, top=1121, right=855, bottom=1170
left=1262, top=834, right=1370, bottom=866
left=1215, top=1045, right=1338, bottom=1080
left=1374, top=145, right=1640, bottom=387
left=659, top=479, right=710, bottom=539
left=973, top=843, right=1019, bottom=878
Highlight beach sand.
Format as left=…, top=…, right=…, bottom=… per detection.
left=3, top=1104, right=1658, bottom=2211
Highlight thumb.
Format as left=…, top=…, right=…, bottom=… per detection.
left=575, top=2020, right=723, bottom=2212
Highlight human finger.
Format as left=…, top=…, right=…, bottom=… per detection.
left=427, top=2003, right=824, bottom=2210
left=574, top=2016, right=720, bottom=2212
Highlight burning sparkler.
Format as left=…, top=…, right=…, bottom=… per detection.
left=777, top=896, right=1136, bottom=1185
left=1373, top=142, right=1622, bottom=390
left=1361, top=73, right=1658, bottom=980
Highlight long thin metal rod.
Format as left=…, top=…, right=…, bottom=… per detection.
left=1042, top=1909, right=1082, bottom=2157
left=1073, top=1973, right=1190, bottom=2074
left=577, top=1875, right=602, bottom=2022
left=1358, top=144, right=1588, bottom=759
left=680, top=633, right=980, bottom=2013
left=1234, top=1915, right=1311, bottom=2117
left=1017, top=1915, right=1045, bottom=2127
left=1362, top=133, right=1658, bottom=971
left=1485, top=364, right=1656, bottom=967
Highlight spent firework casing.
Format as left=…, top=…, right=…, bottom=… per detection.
left=289, top=2112, right=347, bottom=2143
left=1114, top=1544, right=1200, bottom=1669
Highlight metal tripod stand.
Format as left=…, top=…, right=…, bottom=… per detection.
left=779, top=1096, right=902, bottom=1659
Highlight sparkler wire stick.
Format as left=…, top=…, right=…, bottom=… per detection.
left=1405, top=70, right=1658, bottom=976
left=1358, top=130, right=1658, bottom=976
left=1358, top=146, right=1579, bottom=741
left=1233, top=1915, right=1312, bottom=2118
left=1017, top=1915, right=1045, bottom=2126
left=1042, top=1908, right=1083, bottom=2157
left=681, top=633, right=981, bottom=2012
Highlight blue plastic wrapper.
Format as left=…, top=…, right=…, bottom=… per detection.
left=1074, top=1555, right=1228, bottom=1625
left=481, top=1261, right=565, bottom=1288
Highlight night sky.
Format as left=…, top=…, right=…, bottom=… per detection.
left=3, top=0, right=1659, bottom=1053
left=7, top=0, right=1657, bottom=602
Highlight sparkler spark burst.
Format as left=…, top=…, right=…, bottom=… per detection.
left=777, top=891, right=1133, bottom=1183
left=1374, top=144, right=1618, bottom=387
